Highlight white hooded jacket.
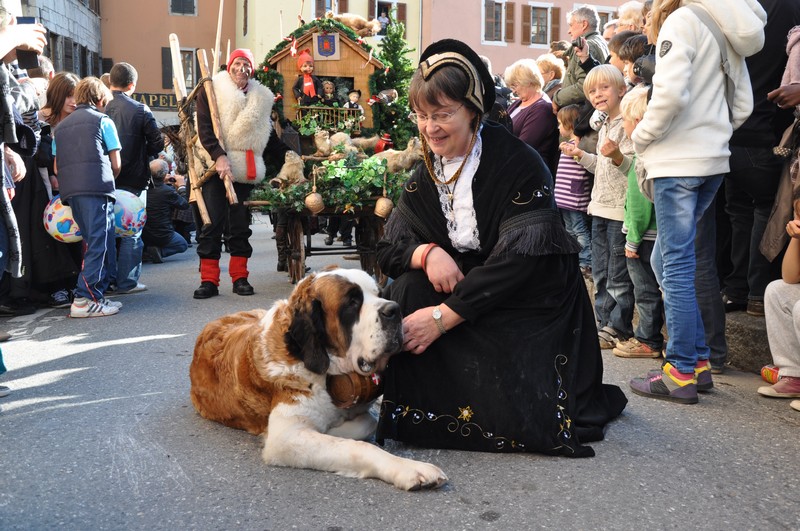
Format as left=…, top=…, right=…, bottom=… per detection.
left=632, top=0, right=767, bottom=179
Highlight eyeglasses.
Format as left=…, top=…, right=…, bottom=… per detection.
left=408, top=104, right=464, bottom=125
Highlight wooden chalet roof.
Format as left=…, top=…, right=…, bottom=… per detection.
left=267, top=27, right=385, bottom=70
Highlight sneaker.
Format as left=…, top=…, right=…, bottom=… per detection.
left=146, top=246, right=163, bottom=264
left=598, top=327, right=619, bottom=350
left=116, top=283, right=147, bottom=294
left=647, top=360, right=713, bottom=392
left=0, top=385, right=9, bottom=398
left=791, top=400, right=800, bottom=412
left=613, top=338, right=661, bottom=359
left=49, top=289, right=72, bottom=309
left=757, top=376, right=800, bottom=398
left=70, top=297, right=119, bottom=318
left=630, top=362, right=698, bottom=404
left=101, top=298, right=123, bottom=308
left=746, top=300, right=765, bottom=317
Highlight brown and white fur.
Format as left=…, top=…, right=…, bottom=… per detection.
left=326, top=11, right=382, bottom=37
left=269, top=150, right=307, bottom=189
left=371, top=137, right=423, bottom=173
left=189, top=268, right=447, bottom=491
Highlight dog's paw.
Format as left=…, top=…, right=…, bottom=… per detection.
left=394, top=460, right=448, bottom=491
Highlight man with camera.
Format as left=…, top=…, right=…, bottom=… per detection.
left=142, top=159, right=189, bottom=263
left=552, top=5, right=609, bottom=113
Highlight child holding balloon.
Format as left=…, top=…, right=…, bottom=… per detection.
left=52, top=76, right=122, bottom=318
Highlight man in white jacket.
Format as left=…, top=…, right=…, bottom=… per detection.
left=629, top=0, right=767, bottom=404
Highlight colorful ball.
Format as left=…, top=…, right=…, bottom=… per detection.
left=113, top=190, right=147, bottom=236
left=43, top=195, right=82, bottom=243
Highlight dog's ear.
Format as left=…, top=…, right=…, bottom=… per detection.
left=285, top=298, right=330, bottom=374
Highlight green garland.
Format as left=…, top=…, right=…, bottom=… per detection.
left=250, top=153, right=409, bottom=213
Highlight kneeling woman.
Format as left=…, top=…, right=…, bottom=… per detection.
left=376, top=39, right=627, bottom=457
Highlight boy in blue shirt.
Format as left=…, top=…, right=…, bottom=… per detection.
left=53, top=77, right=121, bottom=317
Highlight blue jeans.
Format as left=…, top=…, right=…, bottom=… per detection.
left=696, top=197, right=728, bottom=370
left=561, top=209, right=591, bottom=268
left=592, top=217, right=634, bottom=338
left=69, top=195, right=116, bottom=302
left=160, top=231, right=189, bottom=258
left=626, top=238, right=664, bottom=350
left=114, top=190, right=145, bottom=291
left=651, top=175, right=723, bottom=374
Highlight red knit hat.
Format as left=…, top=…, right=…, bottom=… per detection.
left=227, top=48, right=255, bottom=76
left=297, top=49, right=314, bottom=70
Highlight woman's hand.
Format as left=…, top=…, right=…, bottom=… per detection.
left=402, top=305, right=463, bottom=355
left=425, top=246, right=464, bottom=293
left=768, top=85, right=800, bottom=109
left=4, top=146, right=25, bottom=182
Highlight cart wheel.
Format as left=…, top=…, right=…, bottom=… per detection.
left=287, top=216, right=306, bottom=284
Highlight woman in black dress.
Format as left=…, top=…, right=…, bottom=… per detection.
left=376, top=39, right=627, bottom=457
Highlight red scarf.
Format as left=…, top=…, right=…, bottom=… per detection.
left=302, top=74, right=316, bottom=97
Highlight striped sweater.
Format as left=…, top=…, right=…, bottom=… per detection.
left=554, top=148, right=591, bottom=212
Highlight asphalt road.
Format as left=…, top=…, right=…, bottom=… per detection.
left=1, top=213, right=798, bottom=530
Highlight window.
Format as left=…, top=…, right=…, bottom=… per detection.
left=315, top=0, right=346, bottom=18
left=521, top=4, right=560, bottom=47
left=369, top=1, right=406, bottom=37
left=483, top=1, right=514, bottom=44
left=170, top=0, right=197, bottom=16
left=161, top=47, right=196, bottom=90
left=592, top=5, right=617, bottom=31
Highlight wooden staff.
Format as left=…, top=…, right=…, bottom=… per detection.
left=169, top=33, right=211, bottom=228
left=212, top=0, right=224, bottom=74
left=197, top=48, right=238, bottom=205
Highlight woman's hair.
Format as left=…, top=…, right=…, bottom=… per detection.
left=408, top=64, right=482, bottom=118
left=503, top=59, right=543, bottom=92
left=42, top=72, right=80, bottom=126
left=557, top=104, right=581, bottom=133
left=583, top=64, right=627, bottom=98
left=618, top=34, right=650, bottom=62
left=617, top=1, right=645, bottom=32
left=536, top=54, right=565, bottom=80
left=609, top=30, right=637, bottom=55
left=620, top=85, right=649, bottom=121
left=74, top=76, right=113, bottom=107
left=649, top=0, right=681, bottom=43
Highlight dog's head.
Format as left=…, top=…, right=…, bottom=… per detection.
left=284, top=268, right=403, bottom=376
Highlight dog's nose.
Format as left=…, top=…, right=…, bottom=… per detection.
left=379, top=301, right=401, bottom=324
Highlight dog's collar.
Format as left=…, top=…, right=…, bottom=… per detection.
left=326, top=372, right=382, bottom=408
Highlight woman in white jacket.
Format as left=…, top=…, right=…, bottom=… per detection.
left=629, top=0, right=766, bottom=404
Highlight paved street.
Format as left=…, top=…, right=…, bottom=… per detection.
left=1, top=212, right=798, bottom=530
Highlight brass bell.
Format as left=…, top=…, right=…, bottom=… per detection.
left=374, top=196, right=394, bottom=219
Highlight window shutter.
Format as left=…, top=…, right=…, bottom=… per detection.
left=551, top=7, right=560, bottom=41
left=162, top=47, right=172, bottom=89
left=484, top=0, right=495, bottom=40
left=368, top=1, right=375, bottom=19
left=505, top=2, right=515, bottom=43
left=64, top=37, right=74, bottom=72
left=397, top=2, right=407, bottom=36
left=521, top=5, right=531, bottom=45
left=315, top=0, right=326, bottom=18
left=339, top=0, right=348, bottom=13
left=102, top=58, right=113, bottom=74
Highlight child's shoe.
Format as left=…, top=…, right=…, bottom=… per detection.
left=612, top=338, right=661, bottom=358
left=757, top=376, right=800, bottom=398
left=630, top=362, right=698, bottom=404
left=70, top=297, right=119, bottom=318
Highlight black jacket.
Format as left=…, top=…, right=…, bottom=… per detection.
left=105, top=91, right=164, bottom=193
left=142, top=181, right=188, bottom=245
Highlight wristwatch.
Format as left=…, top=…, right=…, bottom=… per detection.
left=432, top=306, right=447, bottom=335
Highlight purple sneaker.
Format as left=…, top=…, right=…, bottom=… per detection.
left=648, top=360, right=713, bottom=392
left=630, top=362, right=698, bottom=404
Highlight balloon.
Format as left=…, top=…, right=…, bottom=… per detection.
left=43, top=195, right=82, bottom=242
left=113, top=189, right=147, bottom=236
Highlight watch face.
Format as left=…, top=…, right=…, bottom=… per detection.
left=433, top=308, right=442, bottom=319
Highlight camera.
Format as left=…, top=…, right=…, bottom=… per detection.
left=633, top=53, right=656, bottom=85
left=16, top=17, right=40, bottom=70
left=571, top=36, right=585, bottom=50
left=166, top=177, right=177, bottom=184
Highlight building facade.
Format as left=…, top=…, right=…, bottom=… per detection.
left=100, top=0, right=236, bottom=124
left=20, top=0, right=102, bottom=77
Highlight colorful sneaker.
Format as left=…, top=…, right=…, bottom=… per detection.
left=630, top=362, right=698, bottom=404
left=70, top=297, right=119, bottom=318
left=613, top=338, right=661, bottom=359
left=757, top=376, right=800, bottom=398
left=648, top=360, right=713, bottom=392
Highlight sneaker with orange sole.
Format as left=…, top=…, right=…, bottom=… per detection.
left=613, top=338, right=661, bottom=359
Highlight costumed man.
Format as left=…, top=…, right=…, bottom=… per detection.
left=291, top=49, right=323, bottom=106
left=192, top=48, right=291, bottom=299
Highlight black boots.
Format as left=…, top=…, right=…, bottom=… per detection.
left=193, top=281, right=219, bottom=299
left=232, top=278, right=254, bottom=296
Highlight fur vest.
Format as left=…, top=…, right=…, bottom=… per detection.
left=194, top=72, right=274, bottom=183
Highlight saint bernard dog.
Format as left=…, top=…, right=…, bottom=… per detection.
left=190, top=268, right=447, bottom=491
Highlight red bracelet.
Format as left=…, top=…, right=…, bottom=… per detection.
left=420, top=243, right=439, bottom=273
